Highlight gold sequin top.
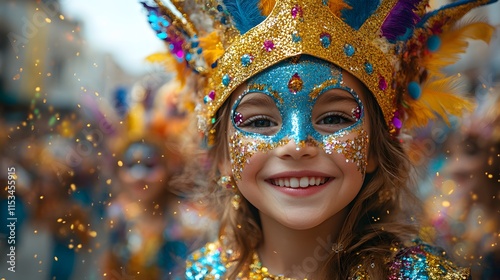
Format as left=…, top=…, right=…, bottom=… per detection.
left=185, top=240, right=470, bottom=279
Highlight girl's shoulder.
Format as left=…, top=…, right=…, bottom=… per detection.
left=386, top=240, right=470, bottom=279
left=185, top=240, right=229, bottom=279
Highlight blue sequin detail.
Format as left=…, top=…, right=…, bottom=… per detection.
left=241, top=54, right=253, bottom=67
left=320, top=33, right=331, bottom=48
left=292, top=31, right=302, bottom=43
left=364, top=62, right=373, bottom=75
left=344, top=44, right=355, bottom=56
left=222, top=74, right=231, bottom=87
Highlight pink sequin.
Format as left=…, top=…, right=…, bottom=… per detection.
left=263, top=40, right=275, bottom=52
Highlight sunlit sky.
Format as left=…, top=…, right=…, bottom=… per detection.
left=60, top=0, right=166, bottom=76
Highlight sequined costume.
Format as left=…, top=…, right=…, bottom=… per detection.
left=185, top=240, right=470, bottom=279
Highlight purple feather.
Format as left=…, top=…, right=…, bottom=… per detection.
left=381, top=0, right=421, bottom=42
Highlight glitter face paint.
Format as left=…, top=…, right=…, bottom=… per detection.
left=229, top=55, right=369, bottom=179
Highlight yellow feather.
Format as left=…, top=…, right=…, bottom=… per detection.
left=259, top=0, right=276, bottom=16
left=199, top=31, right=225, bottom=66
left=127, top=104, right=146, bottom=139
left=404, top=76, right=475, bottom=128
left=146, top=52, right=187, bottom=86
left=425, top=22, right=495, bottom=77
left=328, top=0, right=351, bottom=17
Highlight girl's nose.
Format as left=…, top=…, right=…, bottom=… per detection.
left=274, top=138, right=319, bottom=160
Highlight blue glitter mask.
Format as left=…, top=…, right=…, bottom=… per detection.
left=231, top=55, right=364, bottom=144
left=229, top=56, right=369, bottom=179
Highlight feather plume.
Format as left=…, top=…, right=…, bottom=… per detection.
left=404, top=76, right=474, bottom=128
left=146, top=52, right=188, bottom=86
left=424, top=22, right=495, bottom=77
left=223, top=0, right=266, bottom=34
left=259, top=0, right=275, bottom=16
left=199, top=31, right=225, bottom=66
left=328, top=0, right=351, bottom=17
left=341, top=0, right=380, bottom=29
left=381, top=0, right=421, bottom=42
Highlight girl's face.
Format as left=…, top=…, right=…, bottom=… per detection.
left=221, top=56, right=374, bottom=230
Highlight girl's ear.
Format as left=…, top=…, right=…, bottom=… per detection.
left=366, top=151, right=378, bottom=173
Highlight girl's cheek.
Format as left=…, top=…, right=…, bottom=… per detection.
left=229, top=131, right=279, bottom=180
left=322, top=127, right=369, bottom=175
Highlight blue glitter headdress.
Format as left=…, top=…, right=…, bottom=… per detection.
left=142, top=0, right=497, bottom=140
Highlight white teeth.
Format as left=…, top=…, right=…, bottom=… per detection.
left=299, top=177, right=309, bottom=187
left=315, top=177, right=321, bottom=185
left=271, top=177, right=328, bottom=188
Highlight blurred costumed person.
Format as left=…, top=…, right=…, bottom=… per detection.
left=102, top=75, right=216, bottom=280
left=27, top=123, right=100, bottom=280
left=425, top=88, right=500, bottom=279
left=142, top=0, right=497, bottom=278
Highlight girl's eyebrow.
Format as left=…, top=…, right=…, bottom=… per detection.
left=318, top=90, right=359, bottom=105
left=237, top=93, right=277, bottom=110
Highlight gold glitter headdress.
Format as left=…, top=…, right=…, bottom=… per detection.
left=142, top=0, right=496, bottom=138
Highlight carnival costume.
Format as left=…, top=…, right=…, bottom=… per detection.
left=142, top=0, right=497, bottom=278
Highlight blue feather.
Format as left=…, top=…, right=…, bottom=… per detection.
left=418, top=0, right=499, bottom=28
left=223, top=0, right=266, bottom=34
left=341, top=0, right=381, bottom=30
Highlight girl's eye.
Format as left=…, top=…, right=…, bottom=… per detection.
left=318, top=113, right=352, bottom=125
left=236, top=115, right=280, bottom=135
left=239, top=115, right=277, bottom=128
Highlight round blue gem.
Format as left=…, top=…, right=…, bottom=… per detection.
left=185, top=53, right=192, bottom=61
left=408, top=81, right=422, bottom=99
left=158, top=32, right=167, bottom=40
left=320, top=35, right=331, bottom=48
left=427, top=35, right=441, bottom=52
left=344, top=44, right=355, bottom=57
left=240, top=54, right=253, bottom=67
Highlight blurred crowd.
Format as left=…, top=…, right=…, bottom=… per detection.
left=0, top=73, right=218, bottom=280
left=0, top=0, right=499, bottom=279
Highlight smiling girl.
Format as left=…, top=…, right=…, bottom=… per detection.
left=142, top=0, right=497, bottom=278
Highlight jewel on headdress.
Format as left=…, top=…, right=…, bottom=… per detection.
left=379, top=76, right=388, bottom=91
left=291, top=4, right=304, bottom=19
left=292, top=31, right=302, bottom=43
left=407, top=81, right=421, bottom=100
left=241, top=54, right=255, bottom=67
left=222, top=74, right=231, bottom=87
left=364, top=62, right=373, bottom=75
left=320, top=33, right=332, bottom=48
left=426, top=35, right=441, bottom=52
left=344, top=44, right=355, bottom=57
left=263, top=40, right=275, bottom=52
left=204, top=90, right=216, bottom=104
left=288, top=73, right=303, bottom=94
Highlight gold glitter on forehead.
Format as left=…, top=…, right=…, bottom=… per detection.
left=247, top=84, right=283, bottom=104
left=201, top=0, right=395, bottom=130
left=309, top=79, right=340, bottom=100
